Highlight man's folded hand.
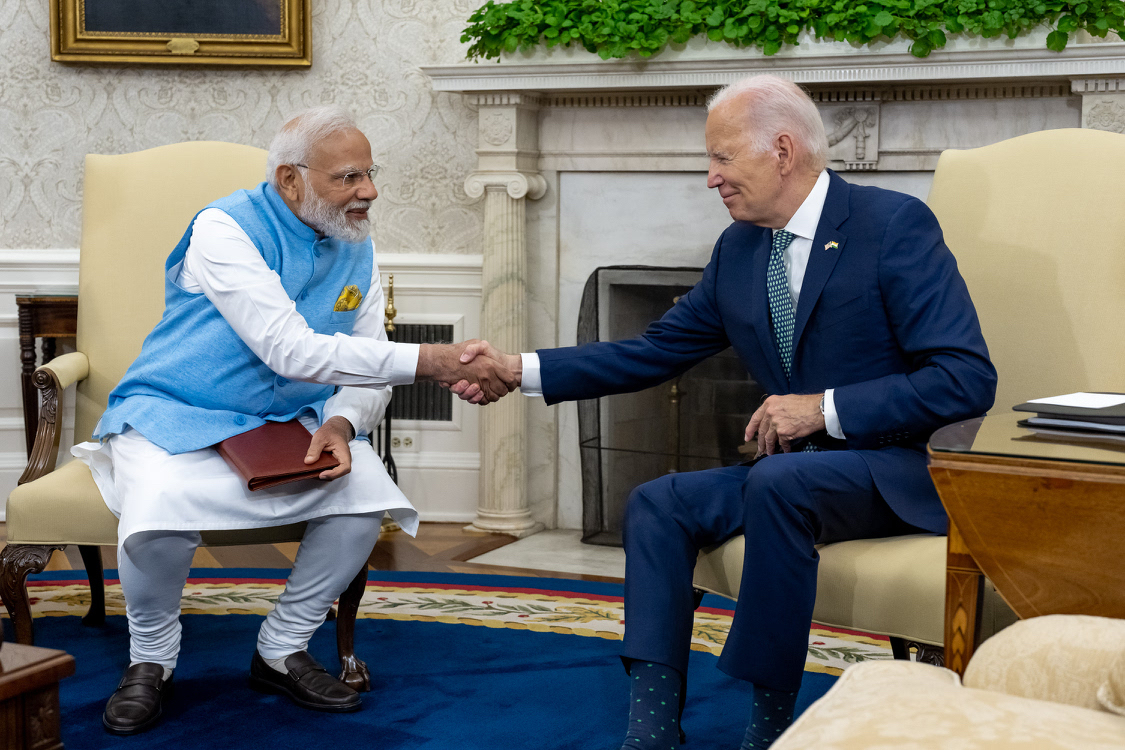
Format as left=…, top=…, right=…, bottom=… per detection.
left=416, top=340, right=519, bottom=404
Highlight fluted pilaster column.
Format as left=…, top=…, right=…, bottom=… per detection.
left=464, top=93, right=546, bottom=536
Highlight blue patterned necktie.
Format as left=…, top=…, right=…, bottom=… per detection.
left=767, top=229, right=797, bottom=379
left=767, top=229, right=822, bottom=453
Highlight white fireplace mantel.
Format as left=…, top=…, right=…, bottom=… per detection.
left=426, top=32, right=1125, bottom=93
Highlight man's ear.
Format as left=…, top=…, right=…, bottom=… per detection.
left=274, top=164, right=303, bottom=203
left=775, top=133, right=797, bottom=177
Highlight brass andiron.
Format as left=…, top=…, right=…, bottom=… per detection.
left=667, top=378, right=682, bottom=474
left=382, top=273, right=398, bottom=484
left=668, top=292, right=686, bottom=475
left=384, top=274, right=397, bottom=334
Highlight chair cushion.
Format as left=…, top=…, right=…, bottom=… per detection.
left=964, top=614, right=1125, bottom=712
left=773, top=660, right=1125, bottom=749
left=813, top=535, right=948, bottom=644
left=7, top=460, right=119, bottom=545
left=693, top=534, right=1016, bottom=645
left=7, top=459, right=307, bottom=547
left=693, top=535, right=947, bottom=642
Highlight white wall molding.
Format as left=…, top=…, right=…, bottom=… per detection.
left=392, top=451, right=481, bottom=471
left=378, top=252, right=483, bottom=270
left=0, top=249, right=80, bottom=299
left=0, top=249, right=81, bottom=268
left=0, top=250, right=480, bottom=275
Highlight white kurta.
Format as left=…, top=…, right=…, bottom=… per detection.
left=73, top=209, right=421, bottom=543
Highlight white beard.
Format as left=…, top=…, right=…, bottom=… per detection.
left=297, top=185, right=371, bottom=244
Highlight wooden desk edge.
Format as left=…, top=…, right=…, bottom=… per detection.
left=928, top=447, right=1125, bottom=483
left=0, top=647, right=75, bottom=702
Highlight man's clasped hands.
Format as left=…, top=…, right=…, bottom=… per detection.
left=421, top=340, right=827, bottom=456
left=418, top=340, right=520, bottom=405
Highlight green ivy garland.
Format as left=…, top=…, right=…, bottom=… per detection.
left=461, top=0, right=1125, bottom=60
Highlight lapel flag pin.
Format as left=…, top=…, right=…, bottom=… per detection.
left=824, top=240, right=839, bottom=251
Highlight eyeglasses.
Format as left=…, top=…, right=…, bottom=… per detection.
left=294, top=163, right=381, bottom=189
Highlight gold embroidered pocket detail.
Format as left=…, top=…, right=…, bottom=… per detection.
left=333, top=285, right=363, bottom=312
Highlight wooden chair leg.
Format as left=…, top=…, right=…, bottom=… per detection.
left=336, top=566, right=370, bottom=692
left=78, top=545, right=106, bottom=627
left=0, top=544, right=64, bottom=645
left=890, top=636, right=910, bottom=660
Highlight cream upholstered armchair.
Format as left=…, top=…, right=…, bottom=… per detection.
left=1, top=142, right=374, bottom=690
left=693, top=127, right=1125, bottom=663
left=773, top=615, right=1125, bottom=749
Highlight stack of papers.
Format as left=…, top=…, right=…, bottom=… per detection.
left=1013, top=392, right=1125, bottom=444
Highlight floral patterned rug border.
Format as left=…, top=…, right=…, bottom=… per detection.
left=20, top=579, right=893, bottom=676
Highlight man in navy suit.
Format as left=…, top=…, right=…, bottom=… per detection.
left=454, top=74, right=995, bottom=749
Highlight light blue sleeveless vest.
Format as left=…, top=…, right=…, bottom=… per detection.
left=95, top=182, right=373, bottom=454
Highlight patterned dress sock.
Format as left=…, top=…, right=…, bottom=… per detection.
left=620, top=661, right=682, bottom=750
left=740, top=684, right=799, bottom=750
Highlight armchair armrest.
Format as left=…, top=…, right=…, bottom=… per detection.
left=18, top=352, right=90, bottom=485
left=963, top=614, right=1125, bottom=712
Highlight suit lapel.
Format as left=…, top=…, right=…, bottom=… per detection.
left=792, top=172, right=850, bottom=352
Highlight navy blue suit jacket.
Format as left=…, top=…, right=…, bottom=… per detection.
left=538, top=171, right=997, bottom=534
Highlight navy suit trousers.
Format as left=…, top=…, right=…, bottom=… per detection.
left=621, top=450, right=922, bottom=692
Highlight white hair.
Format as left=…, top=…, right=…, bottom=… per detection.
left=266, top=105, right=359, bottom=188
left=708, top=75, right=829, bottom=172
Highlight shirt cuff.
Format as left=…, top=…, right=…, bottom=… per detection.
left=322, top=406, right=361, bottom=440
left=520, top=352, right=543, bottom=397
left=390, top=342, right=421, bottom=387
left=823, top=388, right=845, bottom=439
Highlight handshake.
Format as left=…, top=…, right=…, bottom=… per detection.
left=416, top=340, right=521, bottom=405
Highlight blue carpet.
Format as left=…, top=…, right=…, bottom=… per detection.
left=33, top=571, right=837, bottom=749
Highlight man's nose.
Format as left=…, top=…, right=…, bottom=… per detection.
left=356, top=179, right=377, bottom=200
left=707, top=168, right=722, bottom=189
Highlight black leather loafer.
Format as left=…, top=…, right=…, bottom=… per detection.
left=248, top=650, right=361, bottom=712
left=103, top=662, right=172, bottom=735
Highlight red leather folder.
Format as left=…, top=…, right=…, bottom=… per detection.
left=216, top=420, right=339, bottom=491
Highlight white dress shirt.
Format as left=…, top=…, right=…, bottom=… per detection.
left=72, top=208, right=421, bottom=542
left=521, top=170, right=846, bottom=440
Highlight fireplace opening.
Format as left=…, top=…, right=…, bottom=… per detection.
left=577, top=266, right=765, bottom=547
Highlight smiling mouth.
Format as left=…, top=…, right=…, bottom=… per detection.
left=345, top=203, right=371, bottom=220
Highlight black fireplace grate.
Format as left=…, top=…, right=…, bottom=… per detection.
left=389, top=324, right=454, bottom=421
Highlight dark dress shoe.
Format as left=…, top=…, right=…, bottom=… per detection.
left=103, top=662, right=172, bottom=735
left=249, top=650, right=361, bottom=712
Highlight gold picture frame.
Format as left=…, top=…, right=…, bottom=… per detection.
left=50, top=0, right=311, bottom=67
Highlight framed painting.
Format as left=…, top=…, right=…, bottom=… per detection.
left=50, top=0, right=311, bottom=67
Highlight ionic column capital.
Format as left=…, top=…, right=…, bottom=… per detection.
left=465, top=171, right=547, bottom=201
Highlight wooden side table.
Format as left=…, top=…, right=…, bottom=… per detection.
left=16, top=297, right=78, bottom=456
left=929, top=415, right=1125, bottom=675
left=0, top=643, right=75, bottom=750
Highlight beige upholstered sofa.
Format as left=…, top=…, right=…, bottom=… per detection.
left=772, top=615, right=1125, bottom=749
left=692, top=127, right=1125, bottom=661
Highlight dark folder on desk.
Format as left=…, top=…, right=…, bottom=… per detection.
left=216, top=420, right=339, bottom=491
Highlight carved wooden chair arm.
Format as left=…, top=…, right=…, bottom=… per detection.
left=18, top=352, right=90, bottom=486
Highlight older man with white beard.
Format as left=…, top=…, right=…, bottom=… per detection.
left=73, top=106, right=517, bottom=735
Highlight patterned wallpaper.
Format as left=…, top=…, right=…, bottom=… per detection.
left=0, top=0, right=483, bottom=253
